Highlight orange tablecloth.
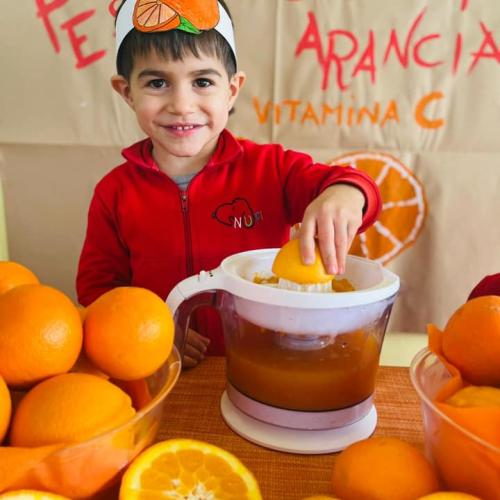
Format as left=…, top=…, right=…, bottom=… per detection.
left=157, top=356, right=423, bottom=500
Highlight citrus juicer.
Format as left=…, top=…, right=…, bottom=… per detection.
left=167, top=249, right=399, bottom=454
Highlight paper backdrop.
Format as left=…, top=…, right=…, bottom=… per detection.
left=0, top=0, right=499, bottom=333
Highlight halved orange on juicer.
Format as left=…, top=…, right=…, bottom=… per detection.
left=272, top=238, right=333, bottom=285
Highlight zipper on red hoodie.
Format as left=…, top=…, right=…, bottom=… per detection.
left=180, top=191, right=194, bottom=275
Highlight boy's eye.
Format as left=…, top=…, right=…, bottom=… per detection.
left=148, top=79, right=166, bottom=89
left=194, top=78, right=214, bottom=88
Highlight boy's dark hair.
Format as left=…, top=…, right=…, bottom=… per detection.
left=116, top=1, right=236, bottom=81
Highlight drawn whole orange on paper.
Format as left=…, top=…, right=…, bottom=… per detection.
left=330, top=152, right=427, bottom=265
left=133, top=0, right=220, bottom=33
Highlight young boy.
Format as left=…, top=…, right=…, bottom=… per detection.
left=77, top=0, right=382, bottom=367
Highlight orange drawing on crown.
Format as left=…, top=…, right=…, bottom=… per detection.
left=133, top=0, right=220, bottom=33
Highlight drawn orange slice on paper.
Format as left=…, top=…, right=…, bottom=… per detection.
left=133, top=0, right=219, bottom=33
left=330, top=151, right=427, bottom=264
left=134, top=0, right=179, bottom=31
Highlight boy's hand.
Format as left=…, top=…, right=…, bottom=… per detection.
left=299, top=184, right=365, bottom=275
left=183, top=329, right=210, bottom=369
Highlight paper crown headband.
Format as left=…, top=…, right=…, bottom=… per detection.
left=116, top=0, right=237, bottom=62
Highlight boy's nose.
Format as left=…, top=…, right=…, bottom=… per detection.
left=167, top=87, right=195, bottom=115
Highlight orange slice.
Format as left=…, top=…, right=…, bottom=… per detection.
left=330, top=151, right=427, bottom=264
left=0, top=491, right=69, bottom=500
left=119, top=439, right=262, bottom=499
left=133, top=0, right=180, bottom=32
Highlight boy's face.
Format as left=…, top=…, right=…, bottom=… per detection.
left=112, top=50, right=245, bottom=170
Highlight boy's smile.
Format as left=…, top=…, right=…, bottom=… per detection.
left=112, top=51, right=245, bottom=176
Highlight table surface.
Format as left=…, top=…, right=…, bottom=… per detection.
left=158, top=356, right=423, bottom=500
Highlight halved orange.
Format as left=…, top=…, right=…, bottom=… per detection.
left=119, top=439, right=262, bottom=499
left=330, top=151, right=427, bottom=264
left=272, top=238, right=334, bottom=284
left=0, top=491, right=69, bottom=500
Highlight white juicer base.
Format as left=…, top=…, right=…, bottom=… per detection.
left=220, top=391, right=377, bottom=454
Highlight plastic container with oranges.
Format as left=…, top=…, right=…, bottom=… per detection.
left=410, top=348, right=500, bottom=499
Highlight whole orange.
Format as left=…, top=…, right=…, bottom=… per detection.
left=0, top=284, right=83, bottom=387
left=10, top=372, right=135, bottom=446
left=0, top=261, right=39, bottom=295
left=442, top=295, right=500, bottom=386
left=84, top=287, right=174, bottom=380
left=331, top=436, right=439, bottom=500
left=0, top=375, right=11, bottom=442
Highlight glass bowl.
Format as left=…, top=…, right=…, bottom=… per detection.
left=410, top=348, right=500, bottom=499
left=6, top=346, right=181, bottom=499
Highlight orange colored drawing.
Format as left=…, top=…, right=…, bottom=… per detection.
left=168, top=0, right=220, bottom=30
left=133, top=0, right=179, bottom=32
left=330, top=151, right=427, bottom=264
left=133, top=0, right=219, bottom=34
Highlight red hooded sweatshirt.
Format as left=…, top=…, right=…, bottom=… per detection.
left=77, top=130, right=382, bottom=354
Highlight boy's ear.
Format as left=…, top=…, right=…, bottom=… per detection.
left=228, top=71, right=246, bottom=109
left=111, top=75, right=134, bottom=109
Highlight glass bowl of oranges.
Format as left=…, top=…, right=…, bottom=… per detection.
left=0, top=280, right=181, bottom=499
left=3, top=347, right=181, bottom=499
left=410, top=348, right=500, bottom=499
